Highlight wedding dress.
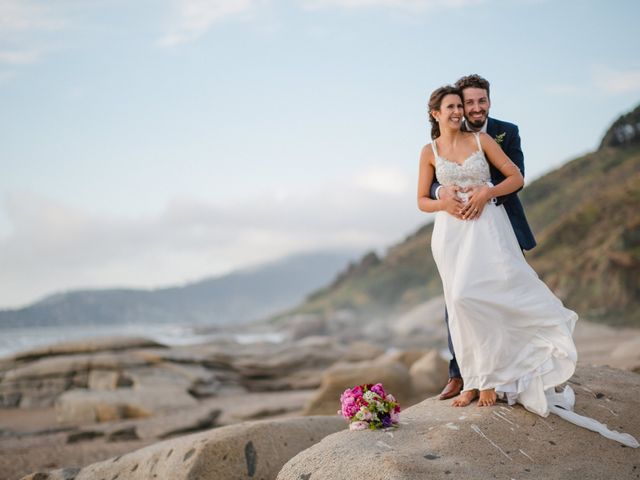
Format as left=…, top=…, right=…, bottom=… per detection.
left=430, top=133, right=638, bottom=448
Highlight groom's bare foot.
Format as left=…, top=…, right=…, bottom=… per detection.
left=451, top=389, right=478, bottom=407
left=478, top=389, right=497, bottom=407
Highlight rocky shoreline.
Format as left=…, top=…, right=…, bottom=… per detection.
left=1, top=303, right=639, bottom=480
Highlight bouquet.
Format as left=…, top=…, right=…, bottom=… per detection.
left=339, top=383, right=400, bottom=430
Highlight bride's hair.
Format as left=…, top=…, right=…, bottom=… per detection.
left=428, top=85, right=461, bottom=140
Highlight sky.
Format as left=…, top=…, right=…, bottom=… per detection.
left=1, top=0, right=639, bottom=308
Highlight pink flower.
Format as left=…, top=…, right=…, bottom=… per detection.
left=371, top=383, right=386, bottom=397
left=360, top=408, right=373, bottom=421
left=390, top=411, right=400, bottom=424
left=340, top=396, right=359, bottom=419
left=351, top=385, right=364, bottom=399
left=349, top=421, right=369, bottom=431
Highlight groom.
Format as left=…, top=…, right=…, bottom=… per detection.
left=430, top=74, right=537, bottom=400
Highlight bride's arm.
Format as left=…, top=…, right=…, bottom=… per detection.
left=480, top=133, right=524, bottom=197
left=417, top=145, right=444, bottom=213
left=461, top=134, right=524, bottom=218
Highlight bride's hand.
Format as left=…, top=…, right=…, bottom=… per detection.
left=439, top=185, right=464, bottom=220
left=461, top=185, right=491, bottom=220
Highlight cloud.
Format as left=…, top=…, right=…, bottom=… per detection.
left=543, top=84, right=586, bottom=95
left=0, top=0, right=64, bottom=33
left=0, top=49, right=41, bottom=65
left=0, top=171, right=424, bottom=307
left=157, top=0, right=486, bottom=46
left=355, top=167, right=411, bottom=196
left=0, top=1, right=64, bottom=70
left=593, top=66, right=640, bottom=94
left=158, top=0, right=258, bottom=47
left=299, top=0, right=484, bottom=11
left=546, top=66, right=640, bottom=97
left=0, top=70, right=17, bottom=84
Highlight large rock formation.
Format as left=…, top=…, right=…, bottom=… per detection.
left=21, top=416, right=344, bottom=480
left=279, top=365, right=640, bottom=480
left=0, top=335, right=368, bottom=410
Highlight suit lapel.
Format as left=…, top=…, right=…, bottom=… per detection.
left=486, top=117, right=497, bottom=138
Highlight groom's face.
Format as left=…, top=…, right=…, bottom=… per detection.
left=462, top=87, right=490, bottom=129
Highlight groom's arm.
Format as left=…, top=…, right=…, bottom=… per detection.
left=429, top=181, right=441, bottom=200
left=495, top=125, right=524, bottom=206
left=429, top=180, right=464, bottom=218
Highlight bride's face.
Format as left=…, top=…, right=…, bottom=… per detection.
left=434, top=94, right=463, bottom=130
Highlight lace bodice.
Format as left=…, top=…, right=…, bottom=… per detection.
left=432, top=133, right=490, bottom=189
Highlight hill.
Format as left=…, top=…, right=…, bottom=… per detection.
left=0, top=250, right=357, bottom=328
left=286, top=104, right=640, bottom=326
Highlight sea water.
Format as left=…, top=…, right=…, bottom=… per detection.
left=0, top=323, right=285, bottom=359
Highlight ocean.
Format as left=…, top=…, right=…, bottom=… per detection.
left=0, top=323, right=285, bottom=359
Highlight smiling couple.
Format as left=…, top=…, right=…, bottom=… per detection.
left=416, top=75, right=638, bottom=447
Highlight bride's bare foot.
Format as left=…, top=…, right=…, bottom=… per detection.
left=451, top=389, right=478, bottom=407
left=478, top=389, right=497, bottom=407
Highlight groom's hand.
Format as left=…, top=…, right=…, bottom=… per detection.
left=439, top=185, right=464, bottom=219
left=461, top=185, right=491, bottom=220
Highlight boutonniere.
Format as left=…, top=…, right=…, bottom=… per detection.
left=494, top=132, right=506, bottom=146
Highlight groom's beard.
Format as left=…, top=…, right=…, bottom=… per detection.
left=465, top=111, right=488, bottom=130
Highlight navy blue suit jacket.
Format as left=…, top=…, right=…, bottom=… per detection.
left=429, top=117, right=536, bottom=251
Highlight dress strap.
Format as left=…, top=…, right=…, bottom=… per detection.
left=431, top=138, right=439, bottom=158
left=474, top=132, right=482, bottom=150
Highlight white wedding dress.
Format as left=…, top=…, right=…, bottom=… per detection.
left=430, top=133, right=638, bottom=448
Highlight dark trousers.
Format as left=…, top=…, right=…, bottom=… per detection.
left=445, top=307, right=461, bottom=379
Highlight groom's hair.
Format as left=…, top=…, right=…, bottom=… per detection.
left=455, top=74, right=491, bottom=99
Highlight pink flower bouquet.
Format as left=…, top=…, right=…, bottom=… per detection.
left=339, top=383, right=401, bottom=430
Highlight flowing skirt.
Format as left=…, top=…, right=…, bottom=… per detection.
left=431, top=203, right=578, bottom=417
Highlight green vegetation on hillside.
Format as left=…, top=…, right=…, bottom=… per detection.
left=285, top=104, right=640, bottom=326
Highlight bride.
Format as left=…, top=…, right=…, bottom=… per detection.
left=417, top=85, right=638, bottom=448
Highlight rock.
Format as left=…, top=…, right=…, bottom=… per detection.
left=390, top=296, right=446, bottom=341
left=207, top=389, right=314, bottom=426
left=0, top=351, right=212, bottom=408
left=21, top=467, right=81, bottom=480
left=0, top=376, right=73, bottom=408
left=11, top=336, right=166, bottom=363
left=63, top=404, right=223, bottom=443
left=339, top=341, right=385, bottom=363
left=130, top=406, right=221, bottom=440
left=21, top=416, right=345, bottom=480
left=278, top=365, right=640, bottom=480
left=303, top=359, right=412, bottom=415
left=408, top=350, right=449, bottom=398
left=124, top=363, right=215, bottom=390
left=66, top=430, right=105, bottom=443
left=55, top=387, right=197, bottom=423
left=3, top=355, right=94, bottom=382
left=107, top=426, right=140, bottom=442
left=381, top=349, right=431, bottom=369
left=87, top=370, right=122, bottom=390
left=611, top=337, right=640, bottom=371
left=282, top=314, right=328, bottom=340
